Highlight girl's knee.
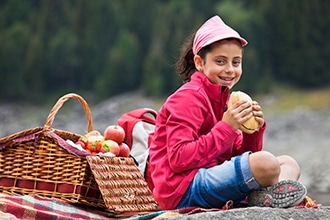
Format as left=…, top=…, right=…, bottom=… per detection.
left=276, top=155, right=301, bottom=180
left=277, top=155, right=300, bottom=170
left=250, top=151, right=280, bottom=171
left=249, top=151, right=280, bottom=187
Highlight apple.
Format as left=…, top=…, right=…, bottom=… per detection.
left=85, top=130, right=102, bottom=138
left=86, top=135, right=104, bottom=152
left=87, top=135, right=104, bottom=143
left=75, top=139, right=86, bottom=149
left=101, top=140, right=120, bottom=156
left=118, top=142, right=130, bottom=157
left=104, top=125, right=125, bottom=144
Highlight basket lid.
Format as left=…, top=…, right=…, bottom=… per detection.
left=86, top=156, right=158, bottom=214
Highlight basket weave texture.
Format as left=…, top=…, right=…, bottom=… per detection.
left=86, top=156, right=158, bottom=213
left=0, top=93, right=158, bottom=214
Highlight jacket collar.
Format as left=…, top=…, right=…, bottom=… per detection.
left=191, top=71, right=229, bottom=103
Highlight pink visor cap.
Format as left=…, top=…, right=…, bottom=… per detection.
left=193, top=15, right=248, bottom=55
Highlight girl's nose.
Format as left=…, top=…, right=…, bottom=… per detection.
left=225, top=64, right=234, bottom=73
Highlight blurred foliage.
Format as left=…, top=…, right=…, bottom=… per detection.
left=0, top=0, right=329, bottom=103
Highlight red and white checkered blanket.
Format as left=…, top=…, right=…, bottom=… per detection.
left=0, top=192, right=319, bottom=220
left=0, top=193, right=113, bottom=220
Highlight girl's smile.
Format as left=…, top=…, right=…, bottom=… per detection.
left=194, top=39, right=243, bottom=89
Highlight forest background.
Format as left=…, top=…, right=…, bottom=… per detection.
left=1, top=0, right=329, bottom=104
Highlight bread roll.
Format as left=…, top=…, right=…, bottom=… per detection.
left=228, top=91, right=259, bottom=134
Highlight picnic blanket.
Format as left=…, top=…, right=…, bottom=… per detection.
left=0, top=192, right=232, bottom=220
left=0, top=193, right=319, bottom=220
left=0, top=193, right=114, bottom=220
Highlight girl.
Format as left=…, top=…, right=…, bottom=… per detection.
left=148, top=15, right=306, bottom=210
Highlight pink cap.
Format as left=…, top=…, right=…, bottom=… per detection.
left=193, top=15, right=248, bottom=55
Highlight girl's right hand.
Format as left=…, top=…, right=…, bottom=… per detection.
left=222, top=100, right=253, bottom=130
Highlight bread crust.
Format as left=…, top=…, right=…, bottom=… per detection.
left=228, top=91, right=259, bottom=134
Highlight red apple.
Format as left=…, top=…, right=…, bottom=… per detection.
left=103, top=125, right=125, bottom=144
left=101, top=140, right=120, bottom=156
left=118, top=142, right=130, bottom=157
left=87, top=135, right=104, bottom=143
left=85, top=130, right=102, bottom=138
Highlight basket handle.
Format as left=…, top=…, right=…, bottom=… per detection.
left=43, top=93, right=93, bottom=132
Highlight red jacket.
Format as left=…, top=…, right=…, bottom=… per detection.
left=149, top=72, right=265, bottom=209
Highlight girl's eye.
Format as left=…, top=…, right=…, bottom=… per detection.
left=216, top=59, right=225, bottom=65
left=233, top=60, right=241, bottom=66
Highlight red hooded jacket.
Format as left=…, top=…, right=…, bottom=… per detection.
left=149, top=72, right=265, bottom=209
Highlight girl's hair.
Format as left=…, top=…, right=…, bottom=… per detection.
left=175, top=32, right=211, bottom=83
left=175, top=35, right=243, bottom=82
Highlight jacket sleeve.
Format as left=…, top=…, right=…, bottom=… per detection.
left=233, top=122, right=266, bottom=155
left=165, top=90, right=239, bottom=173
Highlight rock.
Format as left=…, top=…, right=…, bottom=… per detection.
left=170, top=206, right=330, bottom=220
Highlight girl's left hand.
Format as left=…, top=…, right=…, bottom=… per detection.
left=252, top=101, right=265, bottom=128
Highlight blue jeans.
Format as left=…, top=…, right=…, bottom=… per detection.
left=176, top=152, right=260, bottom=208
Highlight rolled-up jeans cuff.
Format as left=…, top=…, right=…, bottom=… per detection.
left=240, top=151, right=260, bottom=190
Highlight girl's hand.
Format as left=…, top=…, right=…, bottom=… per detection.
left=222, top=100, right=253, bottom=130
left=252, top=101, right=265, bottom=128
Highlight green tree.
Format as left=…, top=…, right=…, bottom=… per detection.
left=257, top=0, right=330, bottom=88
left=0, top=22, right=30, bottom=100
left=0, top=0, right=329, bottom=103
left=96, top=29, right=140, bottom=99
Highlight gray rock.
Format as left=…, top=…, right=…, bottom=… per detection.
left=170, top=206, right=330, bottom=220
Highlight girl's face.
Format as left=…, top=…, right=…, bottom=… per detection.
left=194, top=39, right=243, bottom=89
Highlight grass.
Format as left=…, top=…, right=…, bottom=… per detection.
left=256, top=87, right=330, bottom=113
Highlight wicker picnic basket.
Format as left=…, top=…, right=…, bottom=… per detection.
left=0, top=93, right=158, bottom=214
